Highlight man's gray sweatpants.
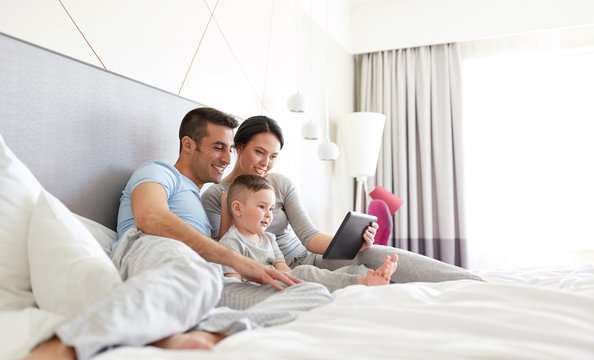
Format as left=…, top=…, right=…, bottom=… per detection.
left=56, top=229, right=332, bottom=360
left=198, top=278, right=333, bottom=335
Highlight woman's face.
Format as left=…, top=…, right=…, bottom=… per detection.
left=235, top=132, right=281, bottom=177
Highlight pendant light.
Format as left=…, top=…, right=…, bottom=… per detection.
left=287, top=92, right=307, bottom=113
left=302, top=117, right=322, bottom=139
left=317, top=139, right=339, bottom=160
left=317, top=0, right=338, bottom=160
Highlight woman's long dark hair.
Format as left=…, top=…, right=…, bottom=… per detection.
left=234, top=115, right=284, bottom=149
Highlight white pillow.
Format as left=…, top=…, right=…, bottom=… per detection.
left=28, top=190, right=122, bottom=318
left=0, top=308, right=65, bottom=360
left=75, top=214, right=117, bottom=254
left=0, top=133, right=40, bottom=310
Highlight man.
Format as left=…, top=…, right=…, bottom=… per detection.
left=27, top=107, right=332, bottom=360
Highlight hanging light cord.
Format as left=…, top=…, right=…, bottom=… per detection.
left=324, top=0, right=330, bottom=141
left=282, top=0, right=302, bottom=94
left=260, top=1, right=275, bottom=113
left=57, top=0, right=106, bottom=70
left=296, top=0, right=301, bottom=92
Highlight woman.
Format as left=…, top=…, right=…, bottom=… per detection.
left=202, top=116, right=481, bottom=283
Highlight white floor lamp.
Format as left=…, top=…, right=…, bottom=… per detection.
left=339, top=112, right=386, bottom=212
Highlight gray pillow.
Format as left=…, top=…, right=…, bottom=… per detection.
left=75, top=215, right=116, bottom=255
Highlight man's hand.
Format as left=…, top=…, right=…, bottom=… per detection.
left=233, top=257, right=302, bottom=290
left=359, top=222, right=379, bottom=252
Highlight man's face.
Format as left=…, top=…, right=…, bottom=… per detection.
left=190, top=122, right=234, bottom=188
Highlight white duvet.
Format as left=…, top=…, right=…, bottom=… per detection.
left=3, top=265, right=594, bottom=360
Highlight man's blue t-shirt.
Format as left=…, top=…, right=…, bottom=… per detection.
left=113, top=161, right=212, bottom=250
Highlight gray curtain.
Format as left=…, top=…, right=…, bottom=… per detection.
left=355, top=43, right=468, bottom=267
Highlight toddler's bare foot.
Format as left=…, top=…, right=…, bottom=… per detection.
left=24, top=336, right=75, bottom=360
left=376, top=254, right=398, bottom=278
left=357, top=269, right=390, bottom=286
left=151, top=331, right=225, bottom=351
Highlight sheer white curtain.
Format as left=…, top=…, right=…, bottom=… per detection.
left=462, top=31, right=594, bottom=270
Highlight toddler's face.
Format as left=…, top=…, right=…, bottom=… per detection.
left=237, top=189, right=275, bottom=234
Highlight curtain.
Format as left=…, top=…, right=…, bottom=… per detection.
left=355, top=44, right=467, bottom=267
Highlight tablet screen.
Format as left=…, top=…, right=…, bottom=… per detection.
left=322, top=211, right=377, bottom=260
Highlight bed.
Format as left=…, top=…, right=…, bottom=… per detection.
left=2, top=32, right=594, bottom=360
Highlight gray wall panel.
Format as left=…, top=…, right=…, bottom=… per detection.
left=0, top=32, right=204, bottom=229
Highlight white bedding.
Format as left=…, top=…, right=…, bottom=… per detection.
left=2, top=128, right=593, bottom=359
left=6, top=264, right=586, bottom=360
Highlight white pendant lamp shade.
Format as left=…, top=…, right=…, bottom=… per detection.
left=301, top=120, right=321, bottom=140
left=317, top=140, right=339, bottom=161
left=287, top=92, right=307, bottom=112
left=339, top=112, right=386, bottom=177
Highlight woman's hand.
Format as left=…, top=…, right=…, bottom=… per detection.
left=359, top=222, right=378, bottom=252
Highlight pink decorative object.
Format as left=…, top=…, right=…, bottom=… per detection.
left=367, top=199, right=392, bottom=246
left=369, top=185, right=404, bottom=216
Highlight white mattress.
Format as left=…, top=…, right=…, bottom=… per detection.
left=6, top=264, right=592, bottom=360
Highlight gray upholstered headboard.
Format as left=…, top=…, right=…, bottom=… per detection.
left=0, top=32, right=205, bottom=230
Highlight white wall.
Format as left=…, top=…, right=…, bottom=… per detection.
left=8, top=0, right=591, bottom=235
left=351, top=0, right=594, bottom=53
left=0, top=0, right=355, bottom=233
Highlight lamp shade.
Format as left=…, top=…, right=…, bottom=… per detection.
left=339, top=112, right=385, bottom=177
left=301, top=120, right=321, bottom=140
left=287, top=92, right=307, bottom=112
left=369, top=185, right=404, bottom=216
left=317, top=140, right=339, bottom=161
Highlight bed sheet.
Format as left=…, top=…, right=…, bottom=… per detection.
left=3, top=265, right=593, bottom=360
left=88, top=264, right=594, bottom=360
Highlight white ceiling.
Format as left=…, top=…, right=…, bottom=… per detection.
left=349, top=0, right=594, bottom=54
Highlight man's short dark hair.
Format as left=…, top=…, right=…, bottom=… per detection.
left=227, top=174, right=274, bottom=215
left=178, top=107, right=239, bottom=153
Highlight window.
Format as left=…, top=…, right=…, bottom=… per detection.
left=462, top=34, right=594, bottom=270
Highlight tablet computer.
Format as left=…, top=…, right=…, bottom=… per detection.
left=322, top=211, right=377, bottom=260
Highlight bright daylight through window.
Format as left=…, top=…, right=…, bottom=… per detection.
left=462, top=37, right=594, bottom=271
